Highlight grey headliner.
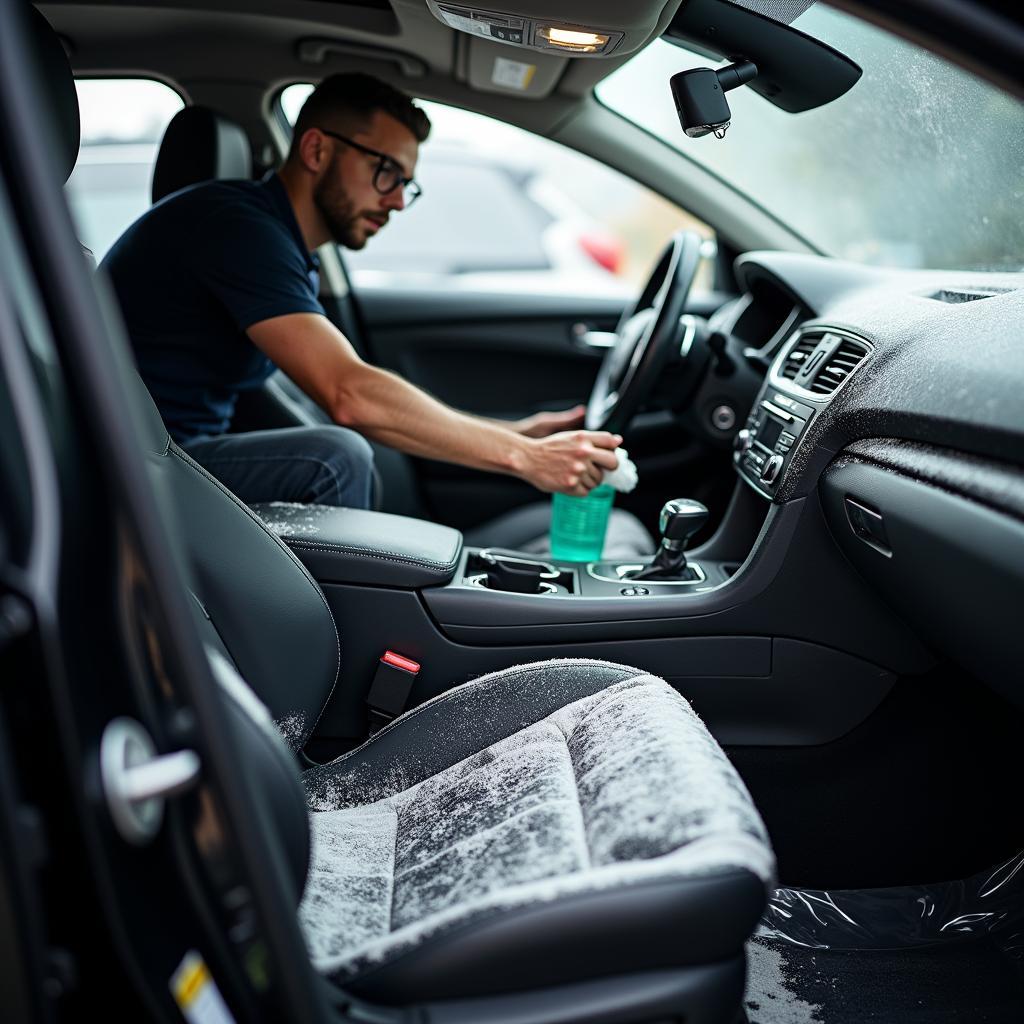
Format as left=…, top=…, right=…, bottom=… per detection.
left=39, top=0, right=809, bottom=254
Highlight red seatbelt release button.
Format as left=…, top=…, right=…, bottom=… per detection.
left=366, top=651, right=421, bottom=734
left=381, top=651, right=421, bottom=674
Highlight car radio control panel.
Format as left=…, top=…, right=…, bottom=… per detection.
left=734, top=325, right=873, bottom=500
left=734, top=390, right=818, bottom=498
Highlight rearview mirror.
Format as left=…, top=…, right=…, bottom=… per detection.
left=670, top=60, right=758, bottom=139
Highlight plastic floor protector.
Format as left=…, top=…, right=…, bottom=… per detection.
left=745, top=851, right=1024, bottom=1023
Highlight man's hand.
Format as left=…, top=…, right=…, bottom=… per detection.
left=520, top=429, right=622, bottom=497
left=514, top=404, right=586, bottom=438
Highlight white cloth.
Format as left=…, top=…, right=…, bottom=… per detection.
left=603, top=447, right=638, bottom=493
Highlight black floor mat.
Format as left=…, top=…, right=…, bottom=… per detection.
left=745, top=936, right=1024, bottom=1023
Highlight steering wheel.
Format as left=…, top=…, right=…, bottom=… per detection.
left=585, top=231, right=704, bottom=433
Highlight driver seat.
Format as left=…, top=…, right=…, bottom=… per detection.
left=147, top=92, right=656, bottom=558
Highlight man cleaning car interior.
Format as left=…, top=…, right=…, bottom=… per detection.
left=102, top=72, right=623, bottom=512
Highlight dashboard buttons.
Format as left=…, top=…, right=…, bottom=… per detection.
left=620, top=586, right=651, bottom=596
left=771, top=393, right=816, bottom=420
left=734, top=428, right=753, bottom=454
left=760, top=454, right=784, bottom=486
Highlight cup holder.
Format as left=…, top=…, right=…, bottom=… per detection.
left=464, top=551, right=574, bottom=595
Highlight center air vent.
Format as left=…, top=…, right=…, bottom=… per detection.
left=809, top=337, right=870, bottom=395
left=779, top=333, right=820, bottom=379
left=775, top=329, right=871, bottom=398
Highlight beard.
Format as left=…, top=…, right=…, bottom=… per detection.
left=313, top=162, right=383, bottom=249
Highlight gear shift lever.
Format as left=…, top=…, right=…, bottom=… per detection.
left=630, top=499, right=709, bottom=582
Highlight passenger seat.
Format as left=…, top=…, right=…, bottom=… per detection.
left=34, top=9, right=776, bottom=1015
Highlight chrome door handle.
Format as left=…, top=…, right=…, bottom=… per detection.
left=573, top=330, right=618, bottom=351
left=100, top=717, right=200, bottom=845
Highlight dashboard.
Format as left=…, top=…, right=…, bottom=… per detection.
left=720, top=252, right=1024, bottom=504
left=718, top=252, right=1024, bottom=707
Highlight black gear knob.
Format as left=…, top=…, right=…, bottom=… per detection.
left=659, top=498, right=709, bottom=548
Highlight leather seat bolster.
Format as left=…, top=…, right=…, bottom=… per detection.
left=157, top=446, right=340, bottom=749
left=251, top=503, right=462, bottom=589
left=344, top=870, right=767, bottom=1003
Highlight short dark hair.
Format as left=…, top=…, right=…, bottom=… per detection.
left=288, top=72, right=431, bottom=159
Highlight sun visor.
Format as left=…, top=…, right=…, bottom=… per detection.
left=462, top=39, right=566, bottom=97
left=666, top=0, right=861, bottom=113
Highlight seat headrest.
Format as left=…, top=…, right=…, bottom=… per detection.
left=29, top=8, right=80, bottom=185
left=151, top=106, right=253, bottom=204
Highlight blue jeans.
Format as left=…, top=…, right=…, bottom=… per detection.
left=183, top=425, right=375, bottom=509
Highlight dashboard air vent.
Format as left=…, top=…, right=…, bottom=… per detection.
left=779, top=333, right=820, bottom=380
left=808, top=337, right=870, bottom=395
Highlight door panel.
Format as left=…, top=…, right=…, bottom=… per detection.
left=357, top=283, right=620, bottom=415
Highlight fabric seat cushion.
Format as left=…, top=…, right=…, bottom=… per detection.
left=298, top=659, right=773, bottom=1001
left=464, top=502, right=656, bottom=559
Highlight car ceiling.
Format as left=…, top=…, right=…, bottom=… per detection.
left=39, top=0, right=684, bottom=129
left=41, top=0, right=826, bottom=253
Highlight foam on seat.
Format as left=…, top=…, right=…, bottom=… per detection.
left=298, top=669, right=774, bottom=981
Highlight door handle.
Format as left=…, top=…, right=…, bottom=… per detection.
left=100, top=717, right=201, bottom=845
left=571, top=327, right=618, bottom=351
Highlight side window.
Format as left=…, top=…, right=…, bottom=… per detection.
left=64, top=79, right=184, bottom=261
left=279, top=86, right=714, bottom=294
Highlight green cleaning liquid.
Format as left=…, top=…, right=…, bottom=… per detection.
left=550, top=484, right=615, bottom=562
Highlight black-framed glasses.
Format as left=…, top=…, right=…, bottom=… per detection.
left=318, top=128, right=422, bottom=207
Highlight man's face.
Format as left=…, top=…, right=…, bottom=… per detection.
left=313, top=109, right=419, bottom=250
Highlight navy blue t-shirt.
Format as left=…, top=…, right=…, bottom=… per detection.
left=102, top=174, right=324, bottom=443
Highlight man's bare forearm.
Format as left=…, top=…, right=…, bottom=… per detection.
left=246, top=312, right=619, bottom=496
left=334, top=363, right=530, bottom=476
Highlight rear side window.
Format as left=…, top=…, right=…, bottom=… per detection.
left=279, top=85, right=715, bottom=294
left=64, top=79, right=184, bottom=261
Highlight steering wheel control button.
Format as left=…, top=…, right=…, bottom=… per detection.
left=760, top=454, right=784, bottom=486
left=620, top=586, right=650, bottom=596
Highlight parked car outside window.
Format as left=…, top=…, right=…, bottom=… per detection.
left=281, top=86, right=717, bottom=294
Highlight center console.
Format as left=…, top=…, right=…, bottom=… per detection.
left=249, top=321, right=916, bottom=754
left=459, top=497, right=734, bottom=598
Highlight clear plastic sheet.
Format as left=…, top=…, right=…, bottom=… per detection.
left=758, top=849, right=1024, bottom=966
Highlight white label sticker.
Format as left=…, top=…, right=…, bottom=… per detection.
left=492, top=57, right=536, bottom=91
left=170, top=951, right=237, bottom=1024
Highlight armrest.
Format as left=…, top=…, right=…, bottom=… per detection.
left=251, top=503, right=462, bottom=588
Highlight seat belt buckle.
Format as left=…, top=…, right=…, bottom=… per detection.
left=366, top=650, right=420, bottom=735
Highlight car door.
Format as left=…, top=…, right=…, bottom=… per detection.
left=280, top=88, right=734, bottom=531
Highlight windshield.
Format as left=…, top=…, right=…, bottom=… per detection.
left=597, top=5, right=1024, bottom=270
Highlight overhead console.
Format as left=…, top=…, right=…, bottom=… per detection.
left=423, top=0, right=682, bottom=58
left=735, top=325, right=872, bottom=499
